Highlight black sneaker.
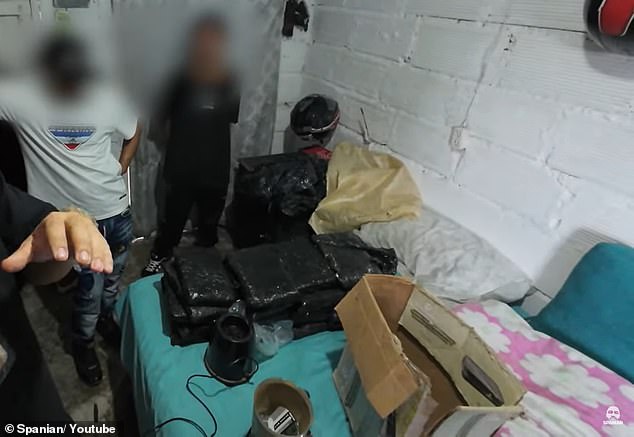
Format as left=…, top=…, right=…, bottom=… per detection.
left=141, top=253, right=170, bottom=277
left=72, top=341, right=103, bottom=387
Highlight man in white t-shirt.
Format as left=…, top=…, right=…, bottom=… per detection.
left=0, top=34, right=140, bottom=386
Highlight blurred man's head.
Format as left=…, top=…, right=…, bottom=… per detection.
left=187, top=14, right=229, bottom=81
left=38, top=34, right=92, bottom=97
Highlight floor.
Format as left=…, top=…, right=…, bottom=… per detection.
left=22, top=228, right=233, bottom=434
left=21, top=239, right=153, bottom=430
left=20, top=241, right=156, bottom=436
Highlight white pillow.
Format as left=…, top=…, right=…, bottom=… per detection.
left=355, top=207, right=531, bottom=302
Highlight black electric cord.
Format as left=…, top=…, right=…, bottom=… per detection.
left=143, top=358, right=260, bottom=437
left=143, top=375, right=218, bottom=437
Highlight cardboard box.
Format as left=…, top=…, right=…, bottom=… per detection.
left=333, top=275, right=525, bottom=437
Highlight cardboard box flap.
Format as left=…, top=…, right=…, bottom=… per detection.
left=429, top=406, right=523, bottom=437
left=335, top=276, right=424, bottom=418
left=399, top=287, right=526, bottom=407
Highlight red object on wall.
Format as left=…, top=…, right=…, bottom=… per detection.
left=599, top=0, right=634, bottom=36
left=586, top=0, right=634, bottom=55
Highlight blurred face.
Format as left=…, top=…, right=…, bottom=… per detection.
left=39, top=39, right=91, bottom=99
left=189, top=25, right=227, bottom=78
left=42, top=68, right=86, bottom=99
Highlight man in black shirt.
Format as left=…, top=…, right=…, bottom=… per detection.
left=0, top=171, right=112, bottom=420
left=143, top=15, right=240, bottom=276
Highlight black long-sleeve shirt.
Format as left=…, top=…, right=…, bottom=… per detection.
left=159, top=75, right=240, bottom=188
left=0, top=171, right=54, bottom=386
left=0, top=172, right=55, bottom=300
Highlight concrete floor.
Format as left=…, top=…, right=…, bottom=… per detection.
left=21, top=239, right=153, bottom=433
left=22, top=229, right=233, bottom=435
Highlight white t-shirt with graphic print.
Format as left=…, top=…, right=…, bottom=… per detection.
left=0, top=77, right=137, bottom=220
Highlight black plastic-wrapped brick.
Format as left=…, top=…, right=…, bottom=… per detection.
left=226, top=237, right=342, bottom=309
left=161, top=272, right=189, bottom=324
left=190, top=306, right=227, bottom=326
left=170, top=324, right=212, bottom=347
left=228, top=152, right=328, bottom=248
left=292, top=288, right=347, bottom=325
left=173, top=246, right=238, bottom=306
left=313, top=233, right=398, bottom=289
left=226, top=244, right=299, bottom=310
left=277, top=237, right=338, bottom=293
left=161, top=266, right=228, bottom=325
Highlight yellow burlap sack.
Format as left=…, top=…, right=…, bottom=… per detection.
left=309, top=142, right=422, bottom=234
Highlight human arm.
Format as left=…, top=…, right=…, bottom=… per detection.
left=148, top=76, right=182, bottom=148
left=0, top=173, right=113, bottom=284
left=118, top=122, right=141, bottom=175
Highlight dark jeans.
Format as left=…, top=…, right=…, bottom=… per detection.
left=72, top=208, right=133, bottom=344
left=153, top=181, right=227, bottom=258
left=0, top=292, right=71, bottom=421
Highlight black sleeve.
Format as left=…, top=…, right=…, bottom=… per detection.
left=148, top=76, right=184, bottom=144
left=0, top=172, right=55, bottom=251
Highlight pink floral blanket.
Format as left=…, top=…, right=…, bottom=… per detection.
left=453, top=301, right=634, bottom=437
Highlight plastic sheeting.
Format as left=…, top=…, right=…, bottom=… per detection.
left=162, top=274, right=226, bottom=326
left=159, top=233, right=397, bottom=345
left=172, top=247, right=238, bottom=306
left=226, top=237, right=338, bottom=309
left=292, top=289, right=346, bottom=325
left=229, top=152, right=327, bottom=247
left=313, top=233, right=398, bottom=290
left=309, top=142, right=423, bottom=234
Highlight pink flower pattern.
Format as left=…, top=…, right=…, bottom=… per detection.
left=453, top=301, right=634, bottom=436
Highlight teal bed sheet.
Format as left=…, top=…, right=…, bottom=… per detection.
left=115, top=276, right=351, bottom=437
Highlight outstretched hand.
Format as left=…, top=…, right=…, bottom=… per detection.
left=1, top=211, right=113, bottom=274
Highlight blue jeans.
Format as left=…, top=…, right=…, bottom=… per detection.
left=72, top=208, right=133, bottom=344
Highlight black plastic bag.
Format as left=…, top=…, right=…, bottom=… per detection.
left=234, top=153, right=326, bottom=217
left=292, top=288, right=346, bottom=325
left=189, top=306, right=227, bottom=326
left=161, top=262, right=188, bottom=321
left=226, top=244, right=299, bottom=309
left=170, top=324, right=211, bottom=347
left=293, top=316, right=342, bottom=340
left=162, top=270, right=225, bottom=323
left=277, top=237, right=338, bottom=293
left=229, top=152, right=327, bottom=247
left=313, top=233, right=398, bottom=289
left=173, top=246, right=238, bottom=306
left=226, top=237, right=340, bottom=309
left=162, top=276, right=188, bottom=323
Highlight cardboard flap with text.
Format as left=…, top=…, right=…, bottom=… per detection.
left=398, top=287, right=525, bottom=408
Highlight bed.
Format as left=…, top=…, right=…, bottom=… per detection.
left=454, top=300, right=634, bottom=436
left=115, top=277, right=351, bottom=437
left=117, top=276, right=634, bottom=437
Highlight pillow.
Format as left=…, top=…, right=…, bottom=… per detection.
left=355, top=206, right=531, bottom=302
left=531, top=243, right=634, bottom=383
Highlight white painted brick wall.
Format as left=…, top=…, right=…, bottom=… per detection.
left=276, top=0, right=634, bottom=300
left=380, top=65, right=475, bottom=127
left=347, top=13, right=417, bottom=61
left=455, top=134, right=565, bottom=222
left=411, top=18, right=501, bottom=81
left=467, top=87, right=561, bottom=159
left=273, top=24, right=314, bottom=153
left=548, top=110, right=634, bottom=196
left=390, top=114, right=455, bottom=175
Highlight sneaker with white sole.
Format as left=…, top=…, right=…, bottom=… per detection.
left=141, top=253, right=171, bottom=277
